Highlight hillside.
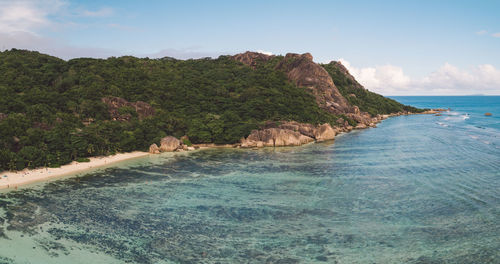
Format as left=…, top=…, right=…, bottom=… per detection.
left=322, top=61, right=421, bottom=116
left=0, top=49, right=423, bottom=171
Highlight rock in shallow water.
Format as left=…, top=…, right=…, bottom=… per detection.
left=314, top=123, right=336, bottom=141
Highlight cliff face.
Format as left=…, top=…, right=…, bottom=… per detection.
left=232, top=51, right=378, bottom=127
left=328, top=61, right=360, bottom=86
left=275, top=53, right=353, bottom=115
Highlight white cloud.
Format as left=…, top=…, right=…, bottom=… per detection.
left=475, top=30, right=500, bottom=38
left=0, top=31, right=222, bottom=60
left=80, top=7, right=113, bottom=17
left=256, top=50, right=273, bottom=56
left=0, top=1, right=128, bottom=58
left=0, top=0, right=65, bottom=33
left=145, top=48, right=221, bottom=60
left=338, top=59, right=411, bottom=95
left=338, top=59, right=500, bottom=95
left=0, top=31, right=117, bottom=59
left=106, top=23, right=138, bottom=32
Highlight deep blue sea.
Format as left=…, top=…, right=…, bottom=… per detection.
left=0, top=96, right=499, bottom=263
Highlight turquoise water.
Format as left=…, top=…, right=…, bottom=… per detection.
left=0, top=96, right=499, bottom=263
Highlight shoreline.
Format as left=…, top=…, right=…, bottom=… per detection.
left=0, top=109, right=443, bottom=191
left=0, top=151, right=150, bottom=190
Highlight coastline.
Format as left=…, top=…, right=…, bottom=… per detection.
left=0, top=151, right=150, bottom=190
left=0, top=110, right=443, bottom=191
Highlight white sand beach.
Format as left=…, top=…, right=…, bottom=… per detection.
left=0, top=151, right=150, bottom=190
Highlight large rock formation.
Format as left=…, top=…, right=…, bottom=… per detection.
left=275, top=53, right=353, bottom=115
left=240, top=122, right=337, bottom=148
left=276, top=121, right=317, bottom=138
left=241, top=128, right=314, bottom=148
left=149, top=136, right=196, bottom=153
left=149, top=52, right=403, bottom=150
left=324, top=61, right=383, bottom=126
left=102, top=96, right=155, bottom=121
left=314, top=123, right=336, bottom=141
left=232, top=52, right=378, bottom=127
left=159, top=136, right=181, bottom=152
left=328, top=61, right=359, bottom=85
left=149, top=143, right=160, bottom=154
left=231, top=51, right=274, bottom=69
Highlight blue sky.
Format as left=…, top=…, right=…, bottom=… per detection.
left=1, top=0, right=499, bottom=95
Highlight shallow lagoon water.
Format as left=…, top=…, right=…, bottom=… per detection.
left=0, top=96, right=499, bottom=263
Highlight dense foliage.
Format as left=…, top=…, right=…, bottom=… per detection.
left=0, top=49, right=340, bottom=170
left=0, top=49, right=422, bottom=171
left=322, top=63, right=424, bottom=116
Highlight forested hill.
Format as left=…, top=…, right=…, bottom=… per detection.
left=0, top=49, right=422, bottom=171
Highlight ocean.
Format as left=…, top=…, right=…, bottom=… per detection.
left=0, top=96, right=499, bottom=263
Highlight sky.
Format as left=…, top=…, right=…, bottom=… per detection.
left=0, top=0, right=499, bottom=95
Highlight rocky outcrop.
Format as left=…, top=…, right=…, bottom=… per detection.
left=232, top=51, right=274, bottom=69
left=159, top=136, right=181, bottom=152
left=149, top=143, right=160, bottom=154
left=345, top=106, right=379, bottom=127
left=276, top=121, right=317, bottom=138
left=328, top=61, right=360, bottom=86
left=314, top=123, right=336, bottom=141
left=102, top=96, right=155, bottom=121
left=275, top=53, right=353, bottom=115
left=231, top=52, right=378, bottom=127
left=240, top=121, right=337, bottom=148
left=149, top=136, right=199, bottom=154
left=240, top=128, right=314, bottom=148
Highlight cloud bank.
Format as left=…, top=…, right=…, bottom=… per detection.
left=0, top=0, right=119, bottom=59
left=338, top=59, right=500, bottom=95
left=0, top=0, right=220, bottom=60
left=0, top=0, right=65, bottom=34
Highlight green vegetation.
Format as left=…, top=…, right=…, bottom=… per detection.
left=182, top=138, right=193, bottom=146
left=0, top=49, right=339, bottom=171
left=0, top=49, right=422, bottom=171
left=322, top=63, right=424, bottom=116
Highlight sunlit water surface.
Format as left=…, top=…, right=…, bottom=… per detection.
left=0, top=96, right=499, bottom=263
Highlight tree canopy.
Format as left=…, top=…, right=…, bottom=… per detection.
left=0, top=49, right=421, bottom=171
